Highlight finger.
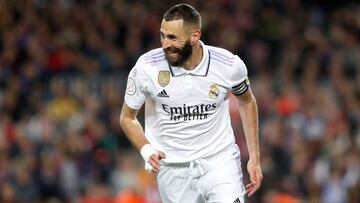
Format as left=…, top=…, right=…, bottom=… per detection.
left=247, top=181, right=261, bottom=197
left=149, top=158, right=160, bottom=171
left=149, top=154, right=162, bottom=172
left=248, top=189, right=255, bottom=197
left=148, top=160, right=159, bottom=174
left=246, top=183, right=254, bottom=189
left=245, top=183, right=254, bottom=194
left=247, top=183, right=257, bottom=196
left=248, top=185, right=259, bottom=196
left=150, top=154, right=160, bottom=166
left=246, top=183, right=254, bottom=190
left=152, top=166, right=159, bottom=174
left=158, top=151, right=166, bottom=159
left=152, top=168, right=159, bottom=175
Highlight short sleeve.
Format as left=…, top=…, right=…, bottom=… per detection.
left=124, top=58, right=148, bottom=109
left=230, top=56, right=249, bottom=96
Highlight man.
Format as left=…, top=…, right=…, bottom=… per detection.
left=120, top=3, right=262, bottom=203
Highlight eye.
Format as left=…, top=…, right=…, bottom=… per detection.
left=159, top=31, right=177, bottom=41
left=168, top=35, right=176, bottom=40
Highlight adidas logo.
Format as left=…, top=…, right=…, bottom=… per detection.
left=233, top=197, right=241, bottom=203
left=157, top=89, right=169, bottom=98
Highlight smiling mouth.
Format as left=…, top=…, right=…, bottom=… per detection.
left=166, top=51, right=178, bottom=58
left=167, top=52, right=177, bottom=56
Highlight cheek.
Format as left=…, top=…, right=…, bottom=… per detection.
left=168, top=43, right=182, bottom=51
left=174, top=38, right=187, bottom=46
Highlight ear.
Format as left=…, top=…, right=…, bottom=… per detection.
left=191, top=29, right=201, bottom=46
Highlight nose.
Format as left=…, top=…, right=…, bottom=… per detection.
left=162, top=38, right=172, bottom=49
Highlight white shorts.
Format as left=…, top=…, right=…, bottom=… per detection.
left=157, top=145, right=245, bottom=203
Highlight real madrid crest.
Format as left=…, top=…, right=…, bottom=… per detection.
left=158, top=70, right=170, bottom=87
left=209, top=84, right=220, bottom=99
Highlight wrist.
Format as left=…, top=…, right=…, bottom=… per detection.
left=140, top=144, right=158, bottom=162
left=249, top=155, right=260, bottom=163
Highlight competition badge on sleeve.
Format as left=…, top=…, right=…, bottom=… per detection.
left=126, top=78, right=136, bottom=95
left=158, top=71, right=170, bottom=87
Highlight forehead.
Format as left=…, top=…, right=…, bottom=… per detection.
left=160, top=19, right=187, bottom=35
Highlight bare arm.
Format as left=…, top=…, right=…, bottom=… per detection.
left=119, top=103, right=165, bottom=174
left=235, top=88, right=263, bottom=196
left=119, top=103, right=148, bottom=150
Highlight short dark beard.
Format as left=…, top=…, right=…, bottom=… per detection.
left=164, top=40, right=193, bottom=67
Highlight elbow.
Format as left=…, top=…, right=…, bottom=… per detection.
left=237, top=91, right=256, bottom=105
left=119, top=103, right=138, bottom=129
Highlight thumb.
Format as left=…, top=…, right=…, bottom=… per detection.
left=158, top=151, right=166, bottom=159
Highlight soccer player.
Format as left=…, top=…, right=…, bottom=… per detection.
left=120, top=3, right=262, bottom=203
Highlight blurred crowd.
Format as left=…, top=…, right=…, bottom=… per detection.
left=0, top=0, right=359, bottom=203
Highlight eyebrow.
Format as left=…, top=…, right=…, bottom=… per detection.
left=160, top=31, right=177, bottom=39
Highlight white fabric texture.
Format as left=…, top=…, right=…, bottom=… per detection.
left=157, top=145, right=245, bottom=203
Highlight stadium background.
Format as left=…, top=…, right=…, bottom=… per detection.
left=0, top=0, right=359, bottom=202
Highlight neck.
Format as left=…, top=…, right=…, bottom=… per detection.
left=183, top=43, right=203, bottom=70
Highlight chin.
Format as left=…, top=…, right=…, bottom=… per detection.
left=166, top=57, right=179, bottom=66
left=169, top=61, right=179, bottom=66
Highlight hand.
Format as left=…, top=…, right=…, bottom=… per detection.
left=147, top=151, right=166, bottom=175
left=246, top=158, right=263, bottom=197
left=140, top=144, right=166, bottom=174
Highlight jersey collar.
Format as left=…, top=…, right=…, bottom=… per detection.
left=168, top=41, right=210, bottom=77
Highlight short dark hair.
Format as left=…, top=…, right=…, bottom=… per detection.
left=163, top=4, right=201, bottom=29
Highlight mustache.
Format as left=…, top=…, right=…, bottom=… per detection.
left=164, top=47, right=181, bottom=53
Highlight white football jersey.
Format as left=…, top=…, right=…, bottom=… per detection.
left=125, top=41, right=249, bottom=163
